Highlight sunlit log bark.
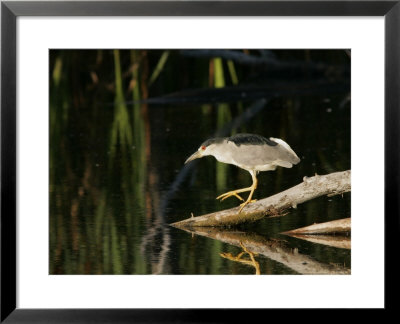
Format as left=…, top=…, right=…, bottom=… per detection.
left=281, top=218, right=351, bottom=249
left=171, top=170, right=350, bottom=227
left=282, top=218, right=351, bottom=235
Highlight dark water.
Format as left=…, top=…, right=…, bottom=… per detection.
left=49, top=49, right=350, bottom=274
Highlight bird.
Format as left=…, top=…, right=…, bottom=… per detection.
left=184, top=133, right=300, bottom=213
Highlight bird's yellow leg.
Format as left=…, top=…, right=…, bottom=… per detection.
left=239, top=174, right=258, bottom=213
left=216, top=187, right=252, bottom=202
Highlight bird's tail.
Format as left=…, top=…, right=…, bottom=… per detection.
left=270, top=137, right=300, bottom=164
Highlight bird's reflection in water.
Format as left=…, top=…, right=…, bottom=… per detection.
left=220, top=241, right=261, bottom=275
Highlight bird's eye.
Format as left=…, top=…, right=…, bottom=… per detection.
left=201, top=146, right=206, bottom=150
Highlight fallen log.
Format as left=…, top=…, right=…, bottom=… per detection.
left=284, top=234, right=351, bottom=250
left=281, top=218, right=351, bottom=249
left=282, top=218, right=351, bottom=235
left=171, top=170, right=351, bottom=227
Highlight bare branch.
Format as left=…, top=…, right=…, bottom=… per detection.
left=282, top=218, right=351, bottom=235
left=171, top=170, right=351, bottom=227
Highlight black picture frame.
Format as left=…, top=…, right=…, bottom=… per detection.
left=1, top=0, right=398, bottom=322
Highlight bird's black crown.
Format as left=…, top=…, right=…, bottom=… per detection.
left=200, top=137, right=226, bottom=147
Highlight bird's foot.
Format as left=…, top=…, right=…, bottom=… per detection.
left=238, top=199, right=257, bottom=213
left=216, top=191, right=245, bottom=202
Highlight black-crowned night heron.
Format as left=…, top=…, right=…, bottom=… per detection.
left=185, top=133, right=300, bottom=213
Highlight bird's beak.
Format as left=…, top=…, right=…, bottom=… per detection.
left=185, top=150, right=202, bottom=164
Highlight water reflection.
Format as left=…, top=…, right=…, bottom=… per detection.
left=220, top=242, right=261, bottom=275
left=286, top=234, right=351, bottom=250
left=49, top=49, right=351, bottom=274
left=177, top=226, right=350, bottom=275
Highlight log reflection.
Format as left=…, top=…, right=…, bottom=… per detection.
left=174, top=226, right=350, bottom=275
left=284, top=234, right=351, bottom=250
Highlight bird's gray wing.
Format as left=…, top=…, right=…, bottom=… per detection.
left=227, top=138, right=299, bottom=169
